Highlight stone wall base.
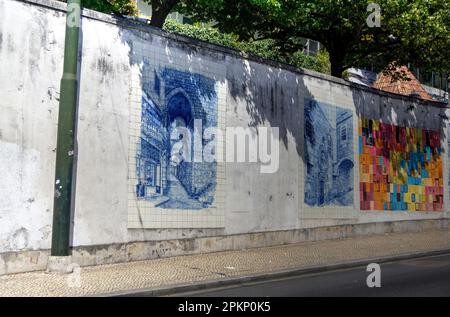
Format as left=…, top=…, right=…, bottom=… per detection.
left=1, top=219, right=449, bottom=276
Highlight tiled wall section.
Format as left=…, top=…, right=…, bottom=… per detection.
left=304, top=98, right=355, bottom=208
left=127, top=40, right=226, bottom=229
left=135, top=67, right=218, bottom=210
left=359, top=118, right=444, bottom=211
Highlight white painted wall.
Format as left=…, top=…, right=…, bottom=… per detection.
left=0, top=0, right=448, bottom=256
left=0, top=0, right=65, bottom=252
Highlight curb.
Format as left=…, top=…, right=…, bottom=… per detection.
left=98, top=248, right=450, bottom=297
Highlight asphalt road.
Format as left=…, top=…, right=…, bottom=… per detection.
left=169, top=253, right=450, bottom=297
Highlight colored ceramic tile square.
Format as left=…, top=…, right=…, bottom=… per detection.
left=359, top=118, right=443, bottom=212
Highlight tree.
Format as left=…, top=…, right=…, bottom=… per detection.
left=75, top=0, right=449, bottom=79
left=145, top=0, right=225, bottom=28
left=178, top=0, right=450, bottom=78
left=163, top=19, right=331, bottom=74
left=146, top=0, right=181, bottom=27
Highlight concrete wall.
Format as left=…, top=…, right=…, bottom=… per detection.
left=0, top=0, right=449, bottom=275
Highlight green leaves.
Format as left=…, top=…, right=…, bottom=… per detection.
left=180, top=0, right=450, bottom=77
left=71, top=0, right=449, bottom=78
left=370, top=0, right=449, bottom=74
left=73, top=0, right=138, bottom=16
left=163, top=19, right=330, bottom=73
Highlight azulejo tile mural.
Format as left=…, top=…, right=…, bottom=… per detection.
left=304, top=98, right=354, bottom=207
left=359, top=118, right=443, bottom=211
left=135, top=67, right=218, bottom=210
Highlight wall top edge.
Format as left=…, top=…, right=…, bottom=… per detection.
left=16, top=0, right=448, bottom=110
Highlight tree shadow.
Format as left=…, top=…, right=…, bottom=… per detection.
left=111, top=14, right=450, bottom=231
left=69, top=13, right=84, bottom=251
left=116, top=18, right=316, bottom=160
left=227, top=58, right=313, bottom=159
left=110, top=16, right=320, bottom=236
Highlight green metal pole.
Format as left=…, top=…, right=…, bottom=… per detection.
left=51, top=0, right=81, bottom=256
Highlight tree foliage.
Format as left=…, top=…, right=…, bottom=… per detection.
left=66, top=0, right=449, bottom=79
left=163, top=19, right=331, bottom=74
left=177, top=0, right=450, bottom=78
left=73, top=0, right=138, bottom=16
left=146, top=0, right=180, bottom=27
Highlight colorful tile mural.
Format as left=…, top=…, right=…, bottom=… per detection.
left=135, top=67, right=218, bottom=210
left=304, top=99, right=354, bottom=207
left=359, top=118, right=443, bottom=211
left=448, top=124, right=450, bottom=199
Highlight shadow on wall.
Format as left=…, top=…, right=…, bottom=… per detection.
left=113, top=22, right=317, bottom=233
left=352, top=87, right=448, bottom=212
left=104, top=16, right=449, bottom=224
left=69, top=12, right=84, bottom=249
left=122, top=27, right=313, bottom=162
left=227, top=58, right=312, bottom=158
left=225, top=57, right=355, bottom=211
left=115, top=26, right=229, bottom=232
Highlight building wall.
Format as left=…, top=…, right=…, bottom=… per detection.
left=0, top=0, right=449, bottom=274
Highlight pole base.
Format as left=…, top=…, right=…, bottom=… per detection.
left=46, top=256, right=74, bottom=274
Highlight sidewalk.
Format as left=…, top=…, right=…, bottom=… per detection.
left=0, top=229, right=449, bottom=297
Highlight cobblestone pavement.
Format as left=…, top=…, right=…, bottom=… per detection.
left=0, top=229, right=449, bottom=296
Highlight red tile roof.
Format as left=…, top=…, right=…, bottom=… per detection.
left=373, top=66, right=434, bottom=101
